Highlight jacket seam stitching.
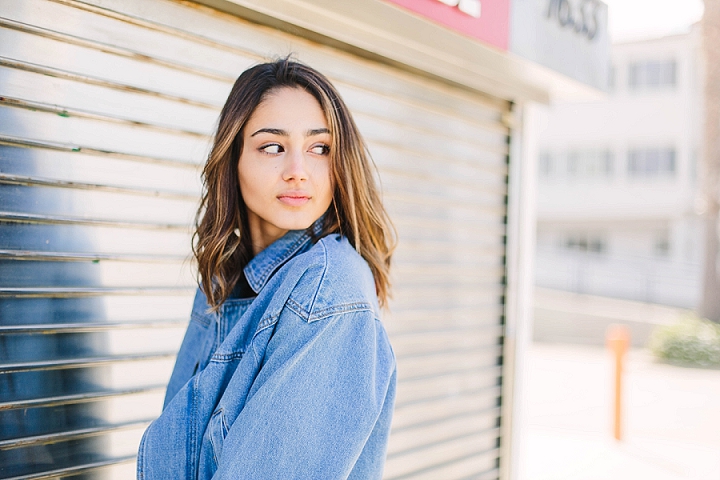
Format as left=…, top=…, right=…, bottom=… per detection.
left=250, top=312, right=281, bottom=362
left=210, top=351, right=244, bottom=362
left=286, top=296, right=372, bottom=323
left=305, top=240, right=328, bottom=319
left=309, top=302, right=373, bottom=321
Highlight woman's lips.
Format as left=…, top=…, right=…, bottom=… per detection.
left=277, top=193, right=310, bottom=207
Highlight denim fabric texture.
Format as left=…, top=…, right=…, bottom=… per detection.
left=137, top=228, right=397, bottom=479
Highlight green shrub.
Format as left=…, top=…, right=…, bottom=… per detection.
left=649, top=314, right=720, bottom=367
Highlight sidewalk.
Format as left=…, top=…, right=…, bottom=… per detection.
left=518, top=344, right=720, bottom=480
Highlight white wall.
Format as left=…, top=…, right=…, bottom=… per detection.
left=535, top=28, right=703, bottom=307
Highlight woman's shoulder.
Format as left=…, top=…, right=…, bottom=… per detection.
left=284, top=233, right=379, bottom=321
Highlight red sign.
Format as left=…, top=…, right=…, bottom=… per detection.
left=383, top=0, right=509, bottom=51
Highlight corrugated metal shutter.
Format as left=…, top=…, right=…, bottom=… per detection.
left=0, top=0, right=510, bottom=478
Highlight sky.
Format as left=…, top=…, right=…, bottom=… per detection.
left=604, top=0, right=705, bottom=42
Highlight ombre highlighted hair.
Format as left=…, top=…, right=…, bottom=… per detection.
left=194, top=58, right=396, bottom=311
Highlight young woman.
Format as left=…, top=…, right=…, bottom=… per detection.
left=137, top=59, right=397, bottom=479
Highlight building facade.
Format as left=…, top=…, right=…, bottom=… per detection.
left=535, top=27, right=703, bottom=308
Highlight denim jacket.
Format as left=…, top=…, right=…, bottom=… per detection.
left=137, top=229, right=397, bottom=479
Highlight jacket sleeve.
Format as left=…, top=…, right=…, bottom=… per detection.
left=211, top=306, right=396, bottom=480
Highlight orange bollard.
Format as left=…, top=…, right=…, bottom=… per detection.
left=606, top=324, right=630, bottom=441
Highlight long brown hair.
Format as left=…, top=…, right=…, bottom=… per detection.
left=194, top=58, right=396, bottom=311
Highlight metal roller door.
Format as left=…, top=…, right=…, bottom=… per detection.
left=0, top=1, right=511, bottom=478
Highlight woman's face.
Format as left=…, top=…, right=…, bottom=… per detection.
left=238, top=87, right=333, bottom=254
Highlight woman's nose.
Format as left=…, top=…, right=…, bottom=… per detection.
left=282, top=149, right=308, bottom=181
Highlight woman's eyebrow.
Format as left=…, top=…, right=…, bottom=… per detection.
left=251, top=128, right=286, bottom=137
left=250, top=128, right=330, bottom=137
left=306, top=128, right=330, bottom=137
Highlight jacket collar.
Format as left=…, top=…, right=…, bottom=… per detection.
left=243, top=221, right=321, bottom=294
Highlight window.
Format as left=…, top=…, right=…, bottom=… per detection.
left=567, top=149, right=613, bottom=178
left=539, top=151, right=553, bottom=176
left=654, top=231, right=671, bottom=257
left=628, top=60, right=676, bottom=89
left=627, top=147, right=675, bottom=176
left=607, top=64, right=615, bottom=91
left=539, top=148, right=614, bottom=180
left=565, top=233, right=606, bottom=253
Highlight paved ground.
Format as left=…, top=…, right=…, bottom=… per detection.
left=518, top=343, right=720, bottom=480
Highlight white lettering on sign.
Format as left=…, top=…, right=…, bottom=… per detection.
left=547, top=0, right=602, bottom=41
left=437, top=0, right=482, bottom=18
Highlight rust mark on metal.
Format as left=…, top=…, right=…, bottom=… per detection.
left=0, top=95, right=211, bottom=138
left=0, top=133, right=204, bottom=169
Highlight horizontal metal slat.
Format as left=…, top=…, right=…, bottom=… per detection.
left=388, top=412, right=500, bottom=456
left=0, top=320, right=186, bottom=334
left=0, top=132, right=202, bottom=169
left=0, top=385, right=165, bottom=410
left=0, top=105, right=210, bottom=166
left=52, top=0, right=508, bottom=124
left=393, top=263, right=506, bottom=279
left=0, top=258, right=193, bottom=290
left=385, top=431, right=499, bottom=479
left=0, top=211, right=190, bottom=231
left=1, top=184, right=196, bottom=226
left=397, top=347, right=503, bottom=381
left=2, top=456, right=135, bottom=480
left=0, top=249, right=187, bottom=263
left=381, top=170, right=507, bottom=204
left=0, top=172, right=197, bottom=202
left=0, top=94, right=209, bottom=139
left=392, top=248, right=505, bottom=267
left=384, top=191, right=506, bottom=216
left=0, top=286, right=193, bottom=298
left=0, top=64, right=220, bottom=136
left=337, top=82, right=508, bottom=140
left=0, top=13, right=233, bottom=82
left=404, top=454, right=499, bottom=480
left=391, top=213, right=507, bottom=235
left=377, top=163, right=507, bottom=196
left=39, top=0, right=264, bottom=75
left=0, top=144, right=201, bottom=199
left=0, top=55, right=216, bottom=109
left=396, top=368, right=502, bottom=406
left=0, top=352, right=177, bottom=374
left=386, top=202, right=506, bottom=227
left=0, top=26, right=231, bottom=107
left=0, top=222, right=191, bottom=261
left=0, top=419, right=150, bottom=450
left=392, top=328, right=502, bottom=357
left=385, top=311, right=505, bottom=336
left=393, top=245, right=506, bottom=263
left=391, top=286, right=506, bottom=311
left=392, top=387, right=502, bottom=429
left=353, top=110, right=508, bottom=158
left=364, top=133, right=508, bottom=173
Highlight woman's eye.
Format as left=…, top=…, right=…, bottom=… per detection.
left=310, top=144, right=330, bottom=155
left=260, top=144, right=283, bottom=154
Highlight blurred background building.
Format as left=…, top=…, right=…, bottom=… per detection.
left=535, top=26, right=704, bottom=309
